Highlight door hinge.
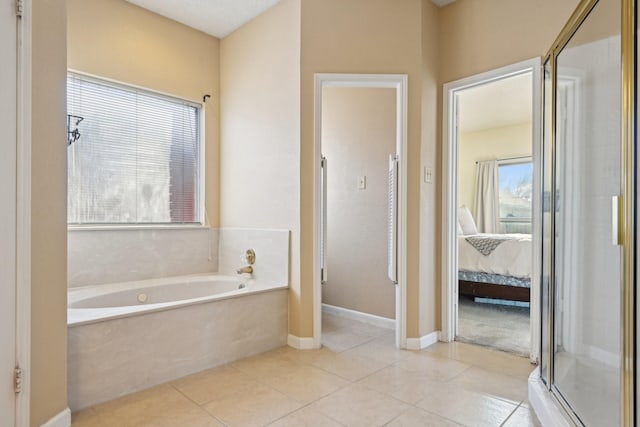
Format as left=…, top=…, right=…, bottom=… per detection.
left=14, top=366, right=22, bottom=394
left=16, top=0, right=24, bottom=18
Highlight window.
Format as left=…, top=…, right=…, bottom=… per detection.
left=498, top=160, right=532, bottom=233
left=67, top=73, right=202, bottom=225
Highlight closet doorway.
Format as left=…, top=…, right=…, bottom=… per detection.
left=313, top=74, right=408, bottom=349
left=442, top=59, right=542, bottom=362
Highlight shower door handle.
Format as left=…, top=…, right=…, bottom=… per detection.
left=612, top=195, right=621, bottom=246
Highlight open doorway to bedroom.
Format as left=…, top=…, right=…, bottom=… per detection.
left=442, top=59, right=541, bottom=361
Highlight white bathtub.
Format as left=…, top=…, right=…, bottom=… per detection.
left=67, top=274, right=280, bottom=326
left=68, top=273, right=288, bottom=411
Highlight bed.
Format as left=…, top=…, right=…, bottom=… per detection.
left=458, top=233, right=532, bottom=302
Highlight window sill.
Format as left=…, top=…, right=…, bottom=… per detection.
left=68, top=224, right=209, bottom=232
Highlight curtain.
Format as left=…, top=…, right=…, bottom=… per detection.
left=474, top=160, right=499, bottom=233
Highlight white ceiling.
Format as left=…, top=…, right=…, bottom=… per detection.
left=126, top=0, right=281, bottom=38
left=127, top=0, right=455, bottom=39
left=457, top=73, right=533, bottom=133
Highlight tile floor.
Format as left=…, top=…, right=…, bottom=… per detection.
left=71, top=313, right=541, bottom=427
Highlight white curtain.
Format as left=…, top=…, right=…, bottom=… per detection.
left=474, top=160, right=499, bottom=233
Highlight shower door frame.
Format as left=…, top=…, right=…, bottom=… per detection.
left=540, top=0, right=636, bottom=425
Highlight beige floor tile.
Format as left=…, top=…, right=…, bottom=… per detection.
left=171, top=365, right=260, bottom=405
left=321, top=329, right=376, bottom=352
left=448, top=365, right=527, bottom=403
left=301, top=347, right=389, bottom=381
left=261, top=363, right=349, bottom=404
left=271, top=345, right=328, bottom=364
left=425, top=341, right=535, bottom=379
left=393, top=351, right=471, bottom=381
left=415, top=382, right=518, bottom=427
left=71, top=408, right=107, bottom=427
left=357, top=365, right=449, bottom=404
left=92, top=384, right=223, bottom=427
left=385, top=407, right=464, bottom=427
left=267, top=406, right=345, bottom=427
left=341, top=319, right=390, bottom=338
left=203, top=382, right=301, bottom=427
left=231, top=350, right=302, bottom=379
left=309, top=383, right=410, bottom=427
left=502, top=404, right=542, bottom=427
left=342, top=336, right=411, bottom=365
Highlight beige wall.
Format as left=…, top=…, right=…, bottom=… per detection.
left=301, top=0, right=434, bottom=338
left=219, top=0, right=301, bottom=328
left=459, top=123, right=532, bottom=212
left=31, top=0, right=68, bottom=425
left=321, top=87, right=396, bottom=319
left=420, top=0, right=441, bottom=336
left=67, top=0, right=221, bottom=226
left=438, top=0, right=580, bottom=83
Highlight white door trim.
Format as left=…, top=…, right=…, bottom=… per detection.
left=313, top=73, right=408, bottom=349
left=441, top=58, right=542, bottom=363
left=16, top=1, right=32, bottom=425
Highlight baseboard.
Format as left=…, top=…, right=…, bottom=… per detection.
left=287, top=334, right=316, bottom=350
left=528, top=367, right=572, bottom=427
left=322, top=304, right=395, bottom=330
left=41, top=408, right=71, bottom=427
left=405, top=331, right=440, bottom=350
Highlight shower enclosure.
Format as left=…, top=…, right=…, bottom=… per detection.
left=538, top=0, right=635, bottom=425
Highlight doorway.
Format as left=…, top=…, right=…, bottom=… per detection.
left=313, top=74, right=408, bottom=349
left=442, top=58, right=542, bottom=363
left=455, top=73, right=534, bottom=357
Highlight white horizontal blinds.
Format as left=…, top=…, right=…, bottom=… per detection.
left=67, top=74, right=200, bottom=224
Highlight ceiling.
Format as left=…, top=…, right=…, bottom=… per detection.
left=457, top=73, right=533, bottom=133
left=127, top=0, right=456, bottom=39
left=126, top=0, right=281, bottom=38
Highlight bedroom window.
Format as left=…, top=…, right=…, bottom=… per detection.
left=66, top=73, right=202, bottom=225
left=498, top=160, right=532, bottom=233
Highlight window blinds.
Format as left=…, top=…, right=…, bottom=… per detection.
left=67, top=74, right=201, bottom=224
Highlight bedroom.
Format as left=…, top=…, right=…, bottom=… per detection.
left=455, top=71, right=534, bottom=357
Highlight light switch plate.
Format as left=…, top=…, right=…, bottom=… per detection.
left=424, top=167, right=433, bottom=184
left=358, top=176, right=366, bottom=189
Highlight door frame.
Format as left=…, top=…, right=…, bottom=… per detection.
left=313, top=73, right=408, bottom=348
left=16, top=1, right=32, bottom=425
left=441, top=58, right=542, bottom=363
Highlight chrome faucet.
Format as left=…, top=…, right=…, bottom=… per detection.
left=236, top=265, right=253, bottom=274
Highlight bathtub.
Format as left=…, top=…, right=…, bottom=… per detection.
left=68, top=273, right=288, bottom=411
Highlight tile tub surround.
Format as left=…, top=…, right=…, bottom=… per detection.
left=68, top=227, right=290, bottom=287
left=68, top=227, right=220, bottom=287
left=68, top=287, right=288, bottom=411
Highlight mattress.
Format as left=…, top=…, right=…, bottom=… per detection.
left=458, top=233, right=532, bottom=279
left=458, top=270, right=531, bottom=288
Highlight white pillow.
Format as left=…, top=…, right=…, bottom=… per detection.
left=457, top=222, right=463, bottom=235
left=458, top=206, right=478, bottom=235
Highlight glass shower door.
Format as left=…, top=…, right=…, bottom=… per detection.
left=551, top=0, right=622, bottom=424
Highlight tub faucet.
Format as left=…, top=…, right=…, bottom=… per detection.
left=236, top=265, right=253, bottom=274
left=236, top=249, right=256, bottom=275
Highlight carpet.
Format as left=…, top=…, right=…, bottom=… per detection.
left=457, top=296, right=530, bottom=357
